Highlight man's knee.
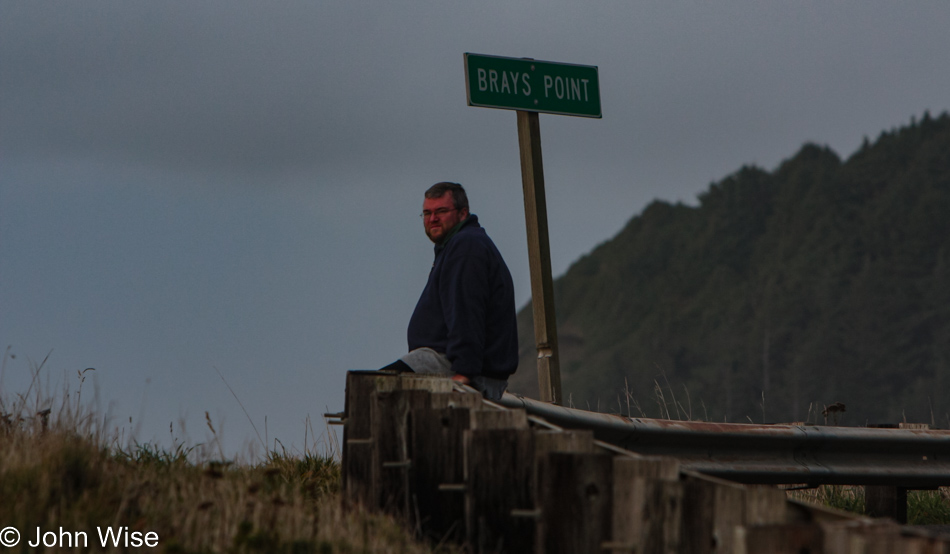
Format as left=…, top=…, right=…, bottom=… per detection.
left=400, top=347, right=452, bottom=375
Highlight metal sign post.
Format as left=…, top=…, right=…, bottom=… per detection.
left=516, top=110, right=562, bottom=404
left=464, top=53, right=601, bottom=405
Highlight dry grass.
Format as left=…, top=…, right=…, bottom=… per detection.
left=786, top=485, right=866, bottom=515
left=0, top=355, right=456, bottom=553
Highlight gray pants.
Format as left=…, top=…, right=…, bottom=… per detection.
left=400, top=347, right=508, bottom=401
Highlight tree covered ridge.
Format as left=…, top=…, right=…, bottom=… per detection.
left=510, top=112, right=950, bottom=426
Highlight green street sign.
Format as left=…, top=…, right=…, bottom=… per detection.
left=464, top=53, right=602, bottom=118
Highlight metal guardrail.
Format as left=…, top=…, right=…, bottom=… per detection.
left=341, top=371, right=950, bottom=545
left=498, top=393, right=950, bottom=488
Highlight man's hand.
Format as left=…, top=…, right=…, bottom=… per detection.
left=451, top=374, right=470, bottom=385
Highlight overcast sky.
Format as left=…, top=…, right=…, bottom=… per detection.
left=3, top=1, right=949, bottom=457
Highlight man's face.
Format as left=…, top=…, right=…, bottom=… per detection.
left=422, top=194, right=468, bottom=243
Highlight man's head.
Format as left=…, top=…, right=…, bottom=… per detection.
left=422, top=182, right=470, bottom=243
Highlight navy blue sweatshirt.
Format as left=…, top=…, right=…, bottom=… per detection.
left=407, top=214, right=518, bottom=379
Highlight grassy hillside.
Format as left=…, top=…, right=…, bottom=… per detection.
left=511, top=112, right=950, bottom=426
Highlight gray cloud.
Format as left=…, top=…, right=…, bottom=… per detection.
left=3, top=0, right=950, bottom=456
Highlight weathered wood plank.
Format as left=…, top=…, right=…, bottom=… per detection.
left=744, top=485, right=788, bottom=526
left=396, top=373, right=455, bottom=392
left=374, top=389, right=431, bottom=515
left=683, top=473, right=789, bottom=554
left=428, top=391, right=483, bottom=410
left=682, top=473, right=746, bottom=554
left=537, top=452, right=613, bottom=554
left=534, top=429, right=595, bottom=459
left=465, top=428, right=535, bottom=553
left=610, top=457, right=681, bottom=554
left=866, top=485, right=908, bottom=524
left=472, top=408, right=528, bottom=430
left=343, top=371, right=390, bottom=506
left=818, top=520, right=867, bottom=554
left=616, top=455, right=681, bottom=481
left=857, top=521, right=924, bottom=554
left=409, top=405, right=472, bottom=543
left=740, top=523, right=823, bottom=554
left=635, top=479, right=684, bottom=554
left=532, top=431, right=598, bottom=552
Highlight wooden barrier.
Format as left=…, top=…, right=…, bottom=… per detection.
left=341, top=371, right=950, bottom=553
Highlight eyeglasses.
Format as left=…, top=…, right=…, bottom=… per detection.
left=420, top=207, right=458, bottom=220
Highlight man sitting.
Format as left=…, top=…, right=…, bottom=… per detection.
left=382, top=182, right=518, bottom=401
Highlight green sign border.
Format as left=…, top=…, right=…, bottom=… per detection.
left=464, top=53, right=602, bottom=118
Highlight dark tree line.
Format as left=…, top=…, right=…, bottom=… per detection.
left=511, top=112, right=950, bottom=427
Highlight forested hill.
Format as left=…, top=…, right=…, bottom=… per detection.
left=509, top=112, right=950, bottom=427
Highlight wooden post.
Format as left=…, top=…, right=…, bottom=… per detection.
left=343, top=371, right=395, bottom=506
left=865, top=485, right=908, bottom=524
left=681, top=474, right=785, bottom=554
left=465, top=412, right=535, bottom=553
left=374, top=389, right=431, bottom=516
left=611, top=457, right=681, bottom=554
left=684, top=473, right=753, bottom=554
left=404, top=390, right=484, bottom=542
left=534, top=431, right=596, bottom=551
left=743, top=485, right=788, bottom=527
left=410, top=405, right=475, bottom=543
left=641, top=480, right=684, bottom=554
left=537, top=452, right=613, bottom=554
left=819, top=521, right=861, bottom=554
left=516, top=110, right=563, bottom=405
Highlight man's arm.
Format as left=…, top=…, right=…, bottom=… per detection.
left=438, top=237, right=491, bottom=378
